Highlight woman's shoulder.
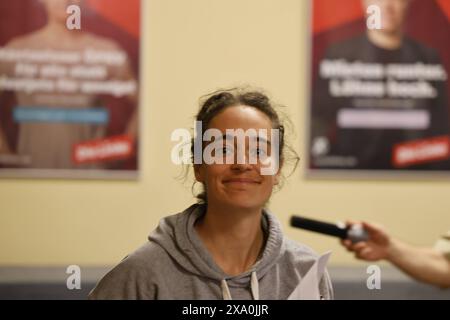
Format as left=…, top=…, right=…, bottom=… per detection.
left=88, top=242, right=170, bottom=299
left=100, top=204, right=202, bottom=277
left=112, top=241, right=171, bottom=274
left=107, top=241, right=174, bottom=278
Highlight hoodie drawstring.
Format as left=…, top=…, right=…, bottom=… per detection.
left=221, top=271, right=260, bottom=300
left=221, top=279, right=232, bottom=300
left=250, top=271, right=259, bottom=300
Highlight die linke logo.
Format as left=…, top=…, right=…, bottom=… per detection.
left=73, top=135, right=134, bottom=164
left=392, top=136, right=450, bottom=168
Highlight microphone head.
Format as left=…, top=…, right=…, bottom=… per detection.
left=347, top=224, right=369, bottom=243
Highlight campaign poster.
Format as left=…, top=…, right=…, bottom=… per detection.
left=0, top=0, right=140, bottom=179
left=308, top=0, right=450, bottom=176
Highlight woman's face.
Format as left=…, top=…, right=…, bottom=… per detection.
left=194, top=105, right=281, bottom=211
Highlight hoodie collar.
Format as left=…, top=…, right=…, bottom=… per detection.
left=149, top=204, right=285, bottom=288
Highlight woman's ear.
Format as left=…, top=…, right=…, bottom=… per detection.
left=273, top=159, right=283, bottom=185
left=274, top=172, right=281, bottom=185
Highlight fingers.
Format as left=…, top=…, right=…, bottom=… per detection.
left=341, top=239, right=351, bottom=247
left=356, top=247, right=376, bottom=261
left=352, top=242, right=367, bottom=251
left=345, top=220, right=359, bottom=228
left=345, top=220, right=389, bottom=242
left=341, top=239, right=353, bottom=253
left=361, top=221, right=391, bottom=245
left=361, top=221, right=383, bottom=234
left=340, top=239, right=368, bottom=252
left=345, top=220, right=384, bottom=233
left=349, top=243, right=372, bottom=261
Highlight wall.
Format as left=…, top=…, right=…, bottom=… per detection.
left=1, top=0, right=449, bottom=267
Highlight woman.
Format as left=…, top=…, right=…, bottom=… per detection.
left=89, top=88, right=334, bottom=300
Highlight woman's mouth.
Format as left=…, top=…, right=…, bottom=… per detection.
left=223, top=178, right=261, bottom=185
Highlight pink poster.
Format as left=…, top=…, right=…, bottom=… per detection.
left=0, top=0, right=140, bottom=179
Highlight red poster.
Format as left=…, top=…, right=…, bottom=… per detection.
left=308, top=0, right=450, bottom=176
left=0, top=0, right=140, bottom=179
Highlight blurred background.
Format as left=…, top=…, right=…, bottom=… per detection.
left=0, top=0, right=449, bottom=299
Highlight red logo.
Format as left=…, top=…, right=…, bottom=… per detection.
left=392, top=136, right=450, bottom=168
left=73, top=135, right=134, bottom=164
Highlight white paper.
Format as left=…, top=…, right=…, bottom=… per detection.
left=287, top=251, right=332, bottom=300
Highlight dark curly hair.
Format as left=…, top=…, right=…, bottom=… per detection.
left=188, top=87, right=299, bottom=204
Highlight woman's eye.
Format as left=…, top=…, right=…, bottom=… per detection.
left=219, top=146, right=233, bottom=155
left=251, top=148, right=267, bottom=157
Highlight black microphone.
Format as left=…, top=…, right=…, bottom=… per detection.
left=290, top=216, right=369, bottom=243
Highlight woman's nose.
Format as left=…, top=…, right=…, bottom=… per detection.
left=230, top=160, right=253, bottom=171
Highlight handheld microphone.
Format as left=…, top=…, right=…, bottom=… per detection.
left=290, top=216, right=369, bottom=243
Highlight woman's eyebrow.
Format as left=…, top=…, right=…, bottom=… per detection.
left=257, top=136, right=271, bottom=146
left=216, top=134, right=272, bottom=146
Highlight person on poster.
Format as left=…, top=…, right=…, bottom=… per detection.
left=311, top=0, right=450, bottom=170
left=0, top=0, right=138, bottom=169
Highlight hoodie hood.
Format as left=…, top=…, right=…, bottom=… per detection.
left=148, top=203, right=285, bottom=298
left=89, top=203, right=334, bottom=300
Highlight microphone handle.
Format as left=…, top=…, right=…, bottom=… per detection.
left=290, top=216, right=348, bottom=239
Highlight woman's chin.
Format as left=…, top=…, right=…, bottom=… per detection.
left=222, top=196, right=264, bottom=211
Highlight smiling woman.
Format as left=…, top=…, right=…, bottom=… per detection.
left=88, top=87, right=334, bottom=300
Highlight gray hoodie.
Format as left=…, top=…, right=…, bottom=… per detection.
left=89, top=204, right=334, bottom=300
